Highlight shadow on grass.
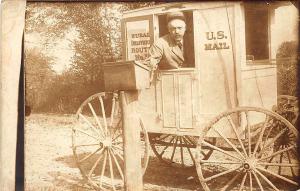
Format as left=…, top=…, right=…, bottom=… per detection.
left=54, top=154, right=201, bottom=190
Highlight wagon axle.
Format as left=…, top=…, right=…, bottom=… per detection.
left=102, top=137, right=112, bottom=148
left=243, top=157, right=257, bottom=171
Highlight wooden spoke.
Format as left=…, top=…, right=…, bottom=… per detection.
left=180, top=137, right=184, bottom=167
left=88, top=103, right=105, bottom=137
left=257, top=166, right=298, bottom=185
left=109, top=149, right=124, bottom=181
left=238, top=173, right=247, bottom=191
left=212, top=127, right=245, bottom=159
left=200, top=160, right=241, bottom=165
left=258, top=162, right=299, bottom=167
left=113, top=141, right=123, bottom=146
left=226, top=116, right=248, bottom=157
left=254, top=169, right=279, bottom=191
left=112, top=119, right=122, bottom=137
left=278, top=152, right=284, bottom=175
left=252, top=115, right=269, bottom=156
left=151, top=135, right=196, bottom=168
left=156, top=134, right=171, bottom=142
left=158, top=136, right=176, bottom=157
left=99, top=150, right=108, bottom=188
left=78, top=114, right=102, bottom=138
left=183, top=138, right=196, bottom=165
left=74, top=128, right=99, bottom=140
left=261, top=123, right=275, bottom=149
left=265, top=156, right=275, bottom=170
left=110, top=97, right=116, bottom=127
left=88, top=147, right=105, bottom=177
left=220, top=173, right=240, bottom=191
left=108, top=150, right=116, bottom=191
left=112, top=145, right=124, bottom=152
left=252, top=171, right=264, bottom=191
left=99, top=96, right=108, bottom=133
left=259, top=145, right=296, bottom=161
left=249, top=171, right=253, bottom=191
left=74, top=143, right=99, bottom=148
left=73, top=92, right=150, bottom=190
left=196, top=107, right=298, bottom=191
left=203, top=140, right=242, bottom=161
left=112, top=133, right=122, bottom=142
left=204, top=166, right=241, bottom=182
left=170, top=136, right=178, bottom=163
left=184, top=136, right=197, bottom=145
left=111, top=147, right=124, bottom=161
left=258, top=129, right=289, bottom=156
left=245, top=111, right=252, bottom=157
left=182, top=136, right=195, bottom=146
left=79, top=147, right=102, bottom=163
left=286, top=149, right=297, bottom=177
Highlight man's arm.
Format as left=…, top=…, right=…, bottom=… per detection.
left=142, top=40, right=164, bottom=70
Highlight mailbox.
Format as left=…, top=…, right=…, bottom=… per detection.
left=103, top=61, right=150, bottom=91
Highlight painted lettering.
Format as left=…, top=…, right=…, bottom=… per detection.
left=206, top=32, right=214, bottom=40
left=204, top=42, right=230, bottom=50
left=217, top=31, right=225, bottom=39
left=222, top=42, right=230, bottom=49
left=131, top=32, right=150, bottom=38
left=131, top=40, right=150, bottom=46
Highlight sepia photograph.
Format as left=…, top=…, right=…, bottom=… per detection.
left=20, top=1, right=300, bottom=190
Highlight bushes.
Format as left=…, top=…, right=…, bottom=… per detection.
left=276, top=41, right=298, bottom=96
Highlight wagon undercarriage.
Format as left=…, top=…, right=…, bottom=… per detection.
left=71, top=91, right=299, bottom=191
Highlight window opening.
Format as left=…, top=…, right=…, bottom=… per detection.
left=245, top=3, right=269, bottom=61
left=157, top=11, right=195, bottom=68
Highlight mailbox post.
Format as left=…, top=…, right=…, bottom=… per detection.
left=120, top=91, right=143, bottom=191
left=102, top=61, right=150, bottom=190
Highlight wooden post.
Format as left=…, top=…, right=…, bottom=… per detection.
left=120, top=91, right=143, bottom=191
left=1, top=1, right=26, bottom=190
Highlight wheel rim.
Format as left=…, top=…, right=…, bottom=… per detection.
left=72, top=92, right=149, bottom=190
left=149, top=134, right=215, bottom=168
left=196, top=107, right=299, bottom=191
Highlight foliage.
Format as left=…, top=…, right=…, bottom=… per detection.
left=276, top=41, right=298, bottom=96
left=25, top=48, right=55, bottom=111
left=25, top=2, right=157, bottom=113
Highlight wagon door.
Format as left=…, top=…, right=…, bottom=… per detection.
left=155, top=70, right=199, bottom=132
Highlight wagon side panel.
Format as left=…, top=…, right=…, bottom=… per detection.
left=195, top=5, right=239, bottom=138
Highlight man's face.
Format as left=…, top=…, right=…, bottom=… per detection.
left=168, top=19, right=186, bottom=43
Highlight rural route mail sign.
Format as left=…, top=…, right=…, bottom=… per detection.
left=126, top=20, right=151, bottom=61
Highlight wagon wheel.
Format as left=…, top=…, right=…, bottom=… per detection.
left=196, top=107, right=299, bottom=191
left=274, top=95, right=299, bottom=126
left=149, top=134, right=215, bottom=168
left=72, top=92, right=149, bottom=191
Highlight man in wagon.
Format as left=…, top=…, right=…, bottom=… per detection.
left=145, top=11, right=194, bottom=70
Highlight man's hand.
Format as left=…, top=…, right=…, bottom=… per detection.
left=137, top=58, right=157, bottom=71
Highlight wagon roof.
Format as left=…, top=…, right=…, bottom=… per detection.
left=122, top=1, right=293, bottom=18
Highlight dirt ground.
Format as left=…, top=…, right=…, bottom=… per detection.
left=25, top=114, right=201, bottom=191
left=24, top=114, right=299, bottom=191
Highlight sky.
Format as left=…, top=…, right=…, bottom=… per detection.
left=25, top=28, right=78, bottom=74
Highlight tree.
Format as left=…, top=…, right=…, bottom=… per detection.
left=25, top=2, right=158, bottom=113
left=25, top=48, right=55, bottom=111
left=276, top=41, right=298, bottom=96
